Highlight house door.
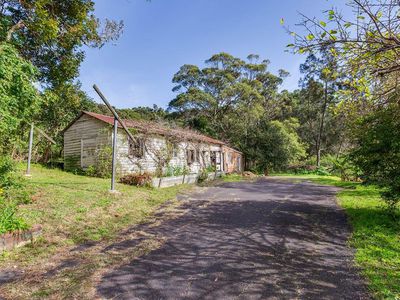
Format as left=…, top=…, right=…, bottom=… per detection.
left=80, top=138, right=97, bottom=168
left=237, top=156, right=241, bottom=172
left=215, top=151, right=221, bottom=171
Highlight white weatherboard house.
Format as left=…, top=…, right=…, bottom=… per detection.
left=63, top=112, right=243, bottom=184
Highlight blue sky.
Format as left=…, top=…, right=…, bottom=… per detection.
left=79, top=0, right=347, bottom=109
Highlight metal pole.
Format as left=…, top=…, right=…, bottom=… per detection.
left=26, top=123, right=34, bottom=176
left=93, top=84, right=136, bottom=142
left=111, top=117, right=118, bottom=191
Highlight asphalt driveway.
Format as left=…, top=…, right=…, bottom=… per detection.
left=97, top=178, right=369, bottom=300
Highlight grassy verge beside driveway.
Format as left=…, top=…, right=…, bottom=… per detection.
left=0, top=164, right=191, bottom=298
left=275, top=174, right=400, bottom=299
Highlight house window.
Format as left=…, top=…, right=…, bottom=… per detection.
left=210, top=151, right=216, bottom=165
left=128, top=137, right=145, bottom=158
left=186, top=149, right=198, bottom=164
left=172, top=143, right=179, bottom=158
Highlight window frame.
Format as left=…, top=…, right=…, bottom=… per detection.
left=128, top=137, right=145, bottom=158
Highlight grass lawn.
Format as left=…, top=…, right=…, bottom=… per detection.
left=221, top=173, right=246, bottom=182
left=0, top=164, right=191, bottom=298
left=275, top=174, right=400, bottom=300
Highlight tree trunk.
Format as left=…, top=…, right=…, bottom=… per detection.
left=316, top=80, right=329, bottom=167
left=6, top=20, right=25, bottom=41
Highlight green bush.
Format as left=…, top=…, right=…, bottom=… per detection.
left=314, top=166, right=331, bottom=176
left=83, top=146, right=114, bottom=178
left=246, top=118, right=306, bottom=172
left=205, top=165, right=216, bottom=173
left=326, top=155, right=359, bottom=181
left=0, top=43, right=42, bottom=155
left=119, top=173, right=153, bottom=187
left=163, top=165, right=190, bottom=177
left=0, top=157, right=29, bottom=233
left=0, top=156, right=30, bottom=234
left=198, top=169, right=210, bottom=183
left=0, top=196, right=28, bottom=234
left=350, top=104, right=400, bottom=214
left=0, top=156, right=30, bottom=204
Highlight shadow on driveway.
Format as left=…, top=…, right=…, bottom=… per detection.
left=97, top=178, right=369, bottom=300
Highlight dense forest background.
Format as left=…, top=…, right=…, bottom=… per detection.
left=1, top=0, right=399, bottom=211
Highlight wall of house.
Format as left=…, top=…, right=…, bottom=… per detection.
left=222, top=147, right=243, bottom=174
left=64, top=114, right=111, bottom=170
left=116, top=130, right=222, bottom=176
left=64, top=115, right=230, bottom=176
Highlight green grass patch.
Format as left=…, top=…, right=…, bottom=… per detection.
left=221, top=173, right=245, bottom=182
left=273, top=174, right=400, bottom=299
left=0, top=164, right=190, bottom=265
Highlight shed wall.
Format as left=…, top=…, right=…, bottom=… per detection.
left=64, top=114, right=111, bottom=170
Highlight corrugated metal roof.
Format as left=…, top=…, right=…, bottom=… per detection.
left=82, top=111, right=226, bottom=146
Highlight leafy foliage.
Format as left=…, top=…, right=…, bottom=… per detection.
left=0, top=43, right=42, bottom=154
left=290, top=0, right=400, bottom=213
left=169, top=53, right=305, bottom=170
left=246, top=119, right=306, bottom=172
left=86, top=146, right=114, bottom=178
left=163, top=165, right=190, bottom=177
left=0, top=1, right=122, bottom=160
left=0, top=197, right=28, bottom=235
left=297, top=51, right=347, bottom=166
left=0, top=156, right=30, bottom=234
left=0, top=0, right=123, bottom=87
left=119, top=173, right=153, bottom=187
left=351, top=104, right=400, bottom=213
left=290, top=0, right=400, bottom=101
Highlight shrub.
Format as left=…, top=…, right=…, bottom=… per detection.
left=314, top=166, right=331, bottom=176
left=198, top=169, right=210, bottom=183
left=83, top=146, right=114, bottom=178
left=93, top=146, right=113, bottom=178
left=0, top=43, right=42, bottom=155
left=0, top=156, right=30, bottom=204
left=0, top=156, right=16, bottom=188
left=163, top=165, right=174, bottom=177
left=120, top=173, right=153, bottom=187
left=247, top=118, right=306, bottom=172
left=286, top=164, right=331, bottom=176
left=163, top=165, right=190, bottom=177
left=205, top=165, right=216, bottom=173
left=327, top=155, right=359, bottom=181
left=350, top=104, right=400, bottom=214
left=0, top=196, right=28, bottom=234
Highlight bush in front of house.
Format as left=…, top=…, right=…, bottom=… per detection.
left=119, top=173, right=153, bottom=187
left=163, top=165, right=190, bottom=177
left=197, top=169, right=209, bottom=183
left=79, top=146, right=115, bottom=179
left=197, top=166, right=217, bottom=183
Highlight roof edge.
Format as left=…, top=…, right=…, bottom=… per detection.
left=62, top=111, right=243, bottom=151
